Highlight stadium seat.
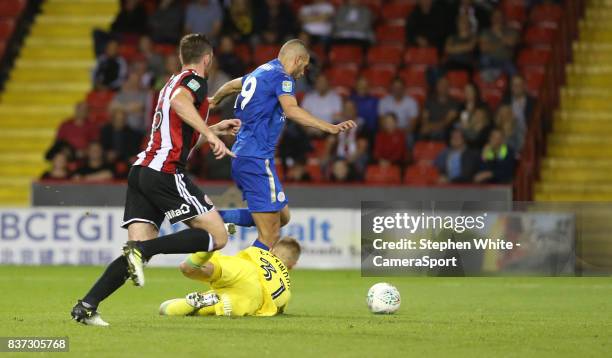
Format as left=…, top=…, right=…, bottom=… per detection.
left=306, top=163, right=323, bottom=182
left=446, top=70, right=470, bottom=89
left=365, top=164, right=401, bottom=184
left=234, top=43, right=252, bottom=65
left=329, top=45, right=363, bottom=65
left=502, top=1, right=526, bottom=29
left=311, top=43, right=327, bottom=64
left=0, top=0, right=27, bottom=18
left=327, top=66, right=359, bottom=89
left=367, top=45, right=402, bottom=66
left=0, top=40, right=5, bottom=59
left=412, top=141, right=446, bottom=163
left=404, top=162, right=439, bottom=185
left=480, top=87, right=504, bottom=110
left=524, top=71, right=545, bottom=96
left=153, top=43, right=177, bottom=56
left=404, top=47, right=438, bottom=68
left=530, top=3, right=562, bottom=28
left=254, top=44, right=281, bottom=65
left=0, top=19, right=15, bottom=41
left=380, top=2, right=414, bottom=23
left=309, top=138, right=328, bottom=159
left=362, top=66, right=396, bottom=93
left=524, top=26, right=556, bottom=47
left=399, top=67, right=427, bottom=88
left=86, top=90, right=115, bottom=125
left=376, top=25, right=405, bottom=45
left=118, top=44, right=141, bottom=62
left=473, top=71, right=508, bottom=92
left=517, top=47, right=552, bottom=67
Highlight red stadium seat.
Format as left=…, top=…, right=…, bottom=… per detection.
left=311, top=43, right=327, bottom=64
left=365, top=164, right=401, bottom=184
left=380, top=2, right=414, bottom=23
left=525, top=71, right=545, bottom=97
left=306, top=163, right=323, bottom=182
left=367, top=45, right=402, bottom=66
left=404, top=47, right=438, bottom=68
left=0, top=19, right=15, bottom=40
left=254, top=44, right=281, bottom=65
left=0, top=0, right=27, bottom=18
left=376, top=25, right=405, bottom=45
left=480, top=87, right=504, bottom=110
left=404, top=162, right=439, bottom=185
left=118, top=44, right=141, bottom=62
left=399, top=67, right=427, bottom=88
left=412, top=141, right=446, bottom=163
left=309, top=138, right=328, bottom=160
left=0, top=41, right=5, bottom=58
left=329, top=45, right=363, bottom=65
left=530, top=3, right=562, bottom=28
left=517, top=47, right=552, bottom=67
left=153, top=43, right=177, bottom=56
left=502, top=1, right=526, bottom=28
left=327, top=66, right=359, bottom=89
left=234, top=43, right=252, bottom=65
left=446, top=70, right=469, bottom=89
left=405, top=86, right=427, bottom=106
left=524, top=27, right=556, bottom=47
left=86, top=90, right=115, bottom=124
left=362, top=66, right=396, bottom=90
left=473, top=71, right=508, bottom=92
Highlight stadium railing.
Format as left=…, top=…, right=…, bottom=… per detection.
left=513, top=0, right=587, bottom=201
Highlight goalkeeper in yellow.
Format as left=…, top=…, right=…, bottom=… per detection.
left=159, top=237, right=301, bottom=317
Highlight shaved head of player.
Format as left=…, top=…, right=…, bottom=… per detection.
left=277, top=39, right=310, bottom=80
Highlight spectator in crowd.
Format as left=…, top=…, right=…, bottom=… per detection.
left=110, top=0, right=148, bottom=35
left=329, top=158, right=360, bottom=182
left=185, top=0, right=223, bottom=43
left=504, top=75, right=536, bottom=127
left=279, top=121, right=313, bottom=166
left=138, top=35, right=165, bottom=80
left=302, top=74, right=343, bottom=126
left=479, top=8, right=519, bottom=76
left=378, top=78, right=419, bottom=140
left=207, top=60, right=235, bottom=120
left=255, top=0, right=297, bottom=44
left=350, top=76, right=379, bottom=136
left=460, top=107, right=492, bottom=150
left=374, top=113, right=406, bottom=165
left=131, top=60, right=154, bottom=90
left=453, top=0, right=491, bottom=34
left=420, top=77, right=459, bottom=140
left=110, top=72, right=148, bottom=133
left=41, top=152, right=71, bottom=180
left=99, top=107, right=143, bottom=164
left=444, top=14, right=478, bottom=74
left=405, top=0, right=449, bottom=49
left=332, top=0, right=374, bottom=47
left=216, top=35, right=246, bottom=79
left=222, top=0, right=255, bottom=43
left=495, top=105, right=525, bottom=153
left=326, top=101, right=368, bottom=174
left=149, top=0, right=184, bottom=45
left=72, top=142, right=115, bottom=182
left=154, top=54, right=180, bottom=91
left=458, top=83, right=484, bottom=126
left=474, top=128, right=516, bottom=184
left=93, top=39, right=128, bottom=90
left=299, top=0, right=335, bottom=43
left=55, top=102, right=99, bottom=158
left=285, top=159, right=312, bottom=183
left=434, top=128, right=480, bottom=183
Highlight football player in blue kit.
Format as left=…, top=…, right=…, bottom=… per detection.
left=208, top=39, right=356, bottom=251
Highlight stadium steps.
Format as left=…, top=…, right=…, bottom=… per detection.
left=535, top=1, right=612, bottom=270
left=0, top=0, right=117, bottom=206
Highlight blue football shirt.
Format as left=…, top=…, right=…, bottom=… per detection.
left=232, top=59, right=296, bottom=158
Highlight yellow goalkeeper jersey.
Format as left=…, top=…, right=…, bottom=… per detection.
left=236, top=247, right=292, bottom=316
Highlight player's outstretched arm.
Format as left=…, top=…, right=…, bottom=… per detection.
left=208, top=77, right=243, bottom=109
left=170, top=87, right=235, bottom=159
left=279, top=95, right=357, bottom=134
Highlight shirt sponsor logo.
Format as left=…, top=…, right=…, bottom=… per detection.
left=164, top=203, right=191, bottom=220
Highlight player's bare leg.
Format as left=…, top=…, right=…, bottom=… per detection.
left=252, top=211, right=282, bottom=248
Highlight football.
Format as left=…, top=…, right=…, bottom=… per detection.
left=367, top=282, right=401, bottom=314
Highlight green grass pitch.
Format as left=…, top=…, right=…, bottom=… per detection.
left=0, top=266, right=611, bottom=357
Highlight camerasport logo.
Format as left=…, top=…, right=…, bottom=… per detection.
left=164, top=204, right=190, bottom=220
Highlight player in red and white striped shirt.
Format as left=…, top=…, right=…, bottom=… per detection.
left=72, top=34, right=240, bottom=326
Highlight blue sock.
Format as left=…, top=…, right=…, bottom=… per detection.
left=219, top=209, right=255, bottom=227
left=252, top=239, right=270, bottom=251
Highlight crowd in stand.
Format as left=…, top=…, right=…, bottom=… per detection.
left=43, top=0, right=558, bottom=185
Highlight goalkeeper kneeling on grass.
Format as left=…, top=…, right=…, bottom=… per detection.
left=159, top=237, right=301, bottom=317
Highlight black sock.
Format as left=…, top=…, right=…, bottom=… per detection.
left=82, top=256, right=129, bottom=309
left=137, top=228, right=213, bottom=261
